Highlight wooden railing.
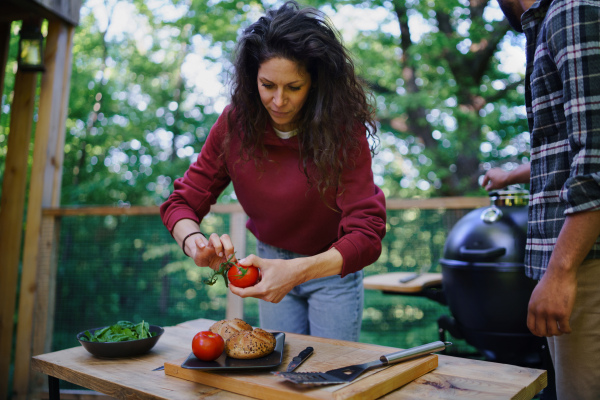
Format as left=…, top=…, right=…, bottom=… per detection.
left=42, top=197, right=490, bottom=334
left=41, top=196, right=490, bottom=217
left=40, top=195, right=489, bottom=319
left=40, top=197, right=490, bottom=323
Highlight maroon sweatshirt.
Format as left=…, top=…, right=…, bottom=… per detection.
left=160, top=110, right=386, bottom=277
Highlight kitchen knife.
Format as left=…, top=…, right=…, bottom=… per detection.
left=286, top=346, right=314, bottom=372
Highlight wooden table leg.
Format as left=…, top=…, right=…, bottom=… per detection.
left=48, top=376, right=60, bottom=400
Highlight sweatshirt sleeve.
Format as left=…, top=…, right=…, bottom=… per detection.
left=331, top=131, right=387, bottom=277
left=160, top=113, right=232, bottom=233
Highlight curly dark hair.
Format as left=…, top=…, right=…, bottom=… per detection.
left=226, top=1, right=377, bottom=195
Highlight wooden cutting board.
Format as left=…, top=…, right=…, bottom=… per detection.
left=164, top=333, right=438, bottom=400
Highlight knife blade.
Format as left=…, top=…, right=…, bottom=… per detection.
left=286, top=346, right=314, bottom=372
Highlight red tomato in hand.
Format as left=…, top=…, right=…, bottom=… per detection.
left=227, top=264, right=259, bottom=288
left=192, top=331, right=224, bottom=361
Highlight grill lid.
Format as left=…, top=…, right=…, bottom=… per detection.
left=441, top=189, right=529, bottom=265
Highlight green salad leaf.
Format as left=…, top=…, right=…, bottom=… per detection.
left=81, top=320, right=156, bottom=342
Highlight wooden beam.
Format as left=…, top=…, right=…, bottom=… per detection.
left=0, top=69, right=39, bottom=400
left=385, top=196, right=490, bottom=210
left=41, top=203, right=245, bottom=217
left=226, top=212, right=247, bottom=320
left=30, top=23, right=75, bottom=393
left=30, top=0, right=82, bottom=25
left=43, top=205, right=163, bottom=216
left=2, top=0, right=82, bottom=26
left=30, top=215, right=61, bottom=392
left=12, top=20, right=70, bottom=400
left=39, top=197, right=491, bottom=219
left=50, top=25, right=74, bottom=208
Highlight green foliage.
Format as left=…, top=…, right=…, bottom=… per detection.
left=315, top=0, right=529, bottom=196
left=1, top=0, right=530, bottom=206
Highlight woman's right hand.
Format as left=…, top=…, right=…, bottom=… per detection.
left=172, top=219, right=236, bottom=271
left=192, top=233, right=236, bottom=271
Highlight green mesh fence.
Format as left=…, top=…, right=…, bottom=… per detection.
left=52, top=207, right=478, bottom=361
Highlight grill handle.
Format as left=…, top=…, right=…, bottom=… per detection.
left=459, top=246, right=506, bottom=261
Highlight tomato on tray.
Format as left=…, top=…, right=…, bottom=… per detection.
left=192, top=331, right=224, bottom=361
left=227, top=264, right=259, bottom=288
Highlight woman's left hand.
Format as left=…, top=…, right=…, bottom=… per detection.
left=228, top=255, right=305, bottom=303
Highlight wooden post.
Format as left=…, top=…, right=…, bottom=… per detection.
left=50, top=25, right=73, bottom=208
left=30, top=24, right=74, bottom=392
left=12, top=20, right=70, bottom=400
left=0, top=61, right=39, bottom=400
left=30, top=215, right=62, bottom=392
left=226, top=212, right=247, bottom=320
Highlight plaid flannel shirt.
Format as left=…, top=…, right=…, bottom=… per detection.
left=522, top=0, right=600, bottom=280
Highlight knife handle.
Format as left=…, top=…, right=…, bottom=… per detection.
left=297, top=346, right=314, bottom=359
left=380, top=341, right=451, bottom=365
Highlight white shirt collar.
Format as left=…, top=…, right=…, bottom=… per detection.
left=273, top=127, right=298, bottom=139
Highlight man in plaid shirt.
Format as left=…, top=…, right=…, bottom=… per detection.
left=482, top=0, right=600, bottom=398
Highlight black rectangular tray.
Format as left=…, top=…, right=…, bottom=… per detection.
left=181, top=332, right=285, bottom=370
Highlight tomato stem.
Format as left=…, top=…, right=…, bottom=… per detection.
left=202, top=253, right=236, bottom=287
left=230, top=265, right=249, bottom=279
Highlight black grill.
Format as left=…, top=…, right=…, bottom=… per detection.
left=437, top=190, right=546, bottom=367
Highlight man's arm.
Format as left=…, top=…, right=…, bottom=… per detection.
left=527, top=210, right=600, bottom=336
left=527, top=0, right=600, bottom=337
left=482, top=162, right=531, bottom=191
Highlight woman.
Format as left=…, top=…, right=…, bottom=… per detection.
left=160, top=1, right=386, bottom=341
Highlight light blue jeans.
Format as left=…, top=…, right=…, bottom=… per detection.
left=257, top=240, right=364, bottom=341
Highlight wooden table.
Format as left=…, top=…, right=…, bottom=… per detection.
left=32, top=318, right=547, bottom=400
left=363, top=272, right=443, bottom=295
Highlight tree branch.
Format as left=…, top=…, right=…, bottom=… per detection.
left=481, top=79, right=525, bottom=104
left=470, top=20, right=512, bottom=82
left=363, top=78, right=396, bottom=95
left=393, top=0, right=412, bottom=54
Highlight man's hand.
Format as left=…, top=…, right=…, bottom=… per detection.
left=481, top=168, right=513, bottom=191
left=481, top=162, right=531, bottom=191
left=527, top=267, right=576, bottom=336
left=527, top=210, right=600, bottom=337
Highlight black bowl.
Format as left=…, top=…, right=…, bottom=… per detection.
left=76, top=325, right=164, bottom=358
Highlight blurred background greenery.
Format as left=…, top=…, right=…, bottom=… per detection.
left=52, top=207, right=477, bottom=357
left=1, top=0, right=530, bottom=206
